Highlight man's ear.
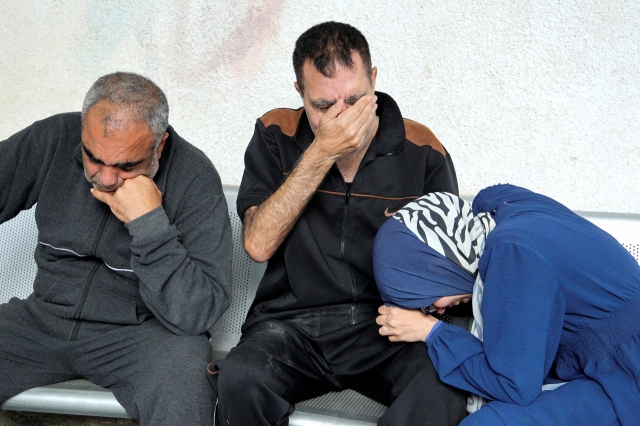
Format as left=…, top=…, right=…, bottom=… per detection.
left=156, top=132, right=169, bottom=160
left=294, top=82, right=303, bottom=97
left=371, top=66, right=378, bottom=90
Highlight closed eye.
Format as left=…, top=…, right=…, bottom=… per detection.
left=114, top=160, right=144, bottom=172
left=83, top=147, right=104, bottom=165
left=312, top=102, right=335, bottom=112
left=345, top=94, right=365, bottom=106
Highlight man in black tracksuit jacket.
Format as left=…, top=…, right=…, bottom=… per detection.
left=210, top=22, right=467, bottom=425
left=0, top=72, right=232, bottom=425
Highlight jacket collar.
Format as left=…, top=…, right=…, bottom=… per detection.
left=294, top=91, right=406, bottom=156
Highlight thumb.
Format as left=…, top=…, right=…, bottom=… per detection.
left=91, top=188, right=111, bottom=205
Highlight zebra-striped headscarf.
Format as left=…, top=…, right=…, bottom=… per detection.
left=373, top=192, right=494, bottom=309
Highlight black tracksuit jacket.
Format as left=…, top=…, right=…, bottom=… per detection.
left=238, top=92, right=459, bottom=332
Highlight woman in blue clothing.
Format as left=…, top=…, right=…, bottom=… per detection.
left=373, top=184, right=640, bottom=425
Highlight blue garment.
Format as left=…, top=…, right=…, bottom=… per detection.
left=373, top=218, right=475, bottom=309
left=426, top=184, right=640, bottom=425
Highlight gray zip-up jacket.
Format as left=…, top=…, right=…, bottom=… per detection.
left=0, top=113, right=232, bottom=336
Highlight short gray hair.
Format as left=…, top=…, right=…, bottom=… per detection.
left=82, top=72, right=169, bottom=147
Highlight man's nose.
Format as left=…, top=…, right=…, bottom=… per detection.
left=98, top=167, right=119, bottom=188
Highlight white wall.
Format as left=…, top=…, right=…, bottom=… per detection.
left=1, top=0, right=639, bottom=213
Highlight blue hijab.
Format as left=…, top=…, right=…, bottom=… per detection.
left=373, top=192, right=494, bottom=309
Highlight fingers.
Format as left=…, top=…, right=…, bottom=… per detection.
left=376, top=307, right=398, bottom=328
left=377, top=309, right=403, bottom=342
left=91, top=188, right=112, bottom=206
left=339, top=95, right=377, bottom=133
left=90, top=176, right=162, bottom=223
left=319, top=98, right=345, bottom=126
left=378, top=324, right=401, bottom=342
left=346, top=97, right=378, bottom=150
left=378, top=307, right=434, bottom=343
left=377, top=307, right=393, bottom=338
left=320, top=94, right=377, bottom=135
left=313, top=94, right=378, bottom=160
left=358, top=101, right=378, bottom=139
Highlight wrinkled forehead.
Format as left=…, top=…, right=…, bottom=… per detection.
left=84, top=101, right=141, bottom=132
left=82, top=102, right=155, bottom=162
left=301, top=59, right=371, bottom=102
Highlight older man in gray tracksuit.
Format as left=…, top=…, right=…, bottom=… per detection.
left=0, top=72, right=232, bottom=425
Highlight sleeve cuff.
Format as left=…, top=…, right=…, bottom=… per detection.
left=425, top=320, right=443, bottom=343
left=125, top=206, right=170, bottom=238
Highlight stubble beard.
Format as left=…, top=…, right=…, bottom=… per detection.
left=84, top=153, right=160, bottom=193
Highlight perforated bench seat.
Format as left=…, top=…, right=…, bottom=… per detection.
left=2, top=185, right=639, bottom=424
left=2, top=378, right=386, bottom=425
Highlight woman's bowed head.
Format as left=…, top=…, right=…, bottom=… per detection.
left=373, top=191, right=491, bottom=343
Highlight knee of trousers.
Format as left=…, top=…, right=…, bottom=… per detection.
left=214, top=348, right=285, bottom=405
left=136, top=336, right=213, bottom=396
left=386, top=342, right=441, bottom=389
left=111, top=356, right=215, bottom=425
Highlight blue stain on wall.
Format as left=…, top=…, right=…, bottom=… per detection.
left=78, top=0, right=159, bottom=75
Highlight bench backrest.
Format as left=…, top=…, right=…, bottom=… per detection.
left=0, top=206, right=38, bottom=303
left=210, top=186, right=266, bottom=351
left=1, top=188, right=639, bottom=354
left=577, top=211, right=640, bottom=260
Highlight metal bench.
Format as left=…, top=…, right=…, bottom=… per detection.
left=0, top=185, right=386, bottom=425
left=1, top=185, right=639, bottom=425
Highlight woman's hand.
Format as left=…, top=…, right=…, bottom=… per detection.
left=376, top=305, right=440, bottom=342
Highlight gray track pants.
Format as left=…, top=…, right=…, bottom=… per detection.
left=0, top=297, right=214, bottom=426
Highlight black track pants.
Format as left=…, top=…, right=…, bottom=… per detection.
left=210, top=315, right=467, bottom=426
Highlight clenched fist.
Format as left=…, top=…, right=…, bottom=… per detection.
left=91, top=175, right=162, bottom=223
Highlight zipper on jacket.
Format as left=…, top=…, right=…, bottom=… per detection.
left=339, top=153, right=377, bottom=325
left=340, top=181, right=358, bottom=325
left=70, top=211, right=109, bottom=340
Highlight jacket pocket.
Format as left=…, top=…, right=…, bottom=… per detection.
left=39, top=279, right=81, bottom=306
left=80, top=287, right=139, bottom=325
